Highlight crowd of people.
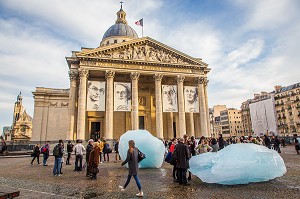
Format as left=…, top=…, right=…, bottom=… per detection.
left=25, top=132, right=299, bottom=197
left=164, top=133, right=300, bottom=186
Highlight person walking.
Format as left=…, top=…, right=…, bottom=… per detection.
left=119, top=140, right=143, bottom=197
left=53, top=139, right=64, bottom=176
left=41, top=141, right=50, bottom=166
left=114, top=139, right=121, bottom=163
left=86, top=139, right=94, bottom=177
left=66, top=140, right=74, bottom=165
left=264, top=135, right=271, bottom=149
left=89, top=142, right=100, bottom=180
left=31, top=144, right=41, bottom=165
left=74, top=139, right=86, bottom=171
left=172, top=138, right=191, bottom=186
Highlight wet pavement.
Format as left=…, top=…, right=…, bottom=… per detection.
left=0, top=145, right=299, bottom=199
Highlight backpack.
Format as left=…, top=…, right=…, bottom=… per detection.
left=104, top=143, right=112, bottom=153
left=41, top=146, right=47, bottom=153
left=53, top=145, right=60, bottom=156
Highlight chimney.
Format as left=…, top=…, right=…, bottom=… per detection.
left=274, top=85, right=282, bottom=93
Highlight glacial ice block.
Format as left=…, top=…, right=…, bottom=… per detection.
left=119, top=130, right=165, bottom=168
left=189, top=143, right=286, bottom=185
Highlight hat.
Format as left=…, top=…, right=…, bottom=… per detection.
left=88, top=139, right=94, bottom=143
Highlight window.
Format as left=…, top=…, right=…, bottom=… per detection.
left=114, top=40, right=117, bottom=43
left=123, top=40, right=126, bottom=42
left=106, top=41, right=109, bottom=45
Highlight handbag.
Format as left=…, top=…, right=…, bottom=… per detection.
left=90, top=165, right=99, bottom=174
left=138, top=150, right=146, bottom=162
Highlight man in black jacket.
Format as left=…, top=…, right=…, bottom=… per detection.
left=66, top=141, right=74, bottom=165
left=173, top=138, right=191, bottom=185
left=52, top=139, right=64, bottom=176
left=218, top=134, right=225, bottom=150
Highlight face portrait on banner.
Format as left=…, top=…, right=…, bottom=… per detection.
left=162, top=85, right=178, bottom=112
left=114, top=82, right=131, bottom=111
left=184, top=86, right=199, bottom=113
left=87, top=81, right=106, bottom=111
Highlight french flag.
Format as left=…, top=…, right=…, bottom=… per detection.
left=135, top=18, right=143, bottom=27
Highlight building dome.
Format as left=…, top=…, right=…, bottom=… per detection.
left=100, top=6, right=138, bottom=46
left=102, top=23, right=138, bottom=41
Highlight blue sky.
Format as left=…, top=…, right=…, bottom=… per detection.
left=1, top=0, right=300, bottom=132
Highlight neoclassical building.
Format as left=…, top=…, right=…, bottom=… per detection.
left=31, top=6, right=210, bottom=142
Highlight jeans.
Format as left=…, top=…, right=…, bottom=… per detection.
left=75, top=154, right=83, bottom=171
left=66, top=152, right=71, bottom=164
left=53, top=157, right=62, bottom=175
left=124, top=175, right=142, bottom=191
left=43, top=153, right=49, bottom=165
left=177, top=168, right=187, bottom=184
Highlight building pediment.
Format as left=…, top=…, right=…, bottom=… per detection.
left=74, top=37, right=209, bottom=69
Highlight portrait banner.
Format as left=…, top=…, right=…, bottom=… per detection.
left=184, top=86, right=199, bottom=113
left=114, top=82, right=131, bottom=111
left=162, top=85, right=178, bottom=112
left=87, top=81, right=106, bottom=111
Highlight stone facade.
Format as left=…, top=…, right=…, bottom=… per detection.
left=274, top=83, right=300, bottom=136
left=11, top=92, right=33, bottom=142
left=31, top=6, right=211, bottom=142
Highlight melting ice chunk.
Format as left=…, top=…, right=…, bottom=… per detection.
left=119, top=130, right=165, bottom=168
left=189, top=143, right=286, bottom=185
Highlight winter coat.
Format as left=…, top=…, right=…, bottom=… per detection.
left=121, top=147, right=139, bottom=175
left=173, top=142, right=191, bottom=169
left=86, top=143, right=93, bottom=162
left=218, top=137, right=225, bottom=149
left=210, top=143, right=219, bottom=152
left=89, top=146, right=100, bottom=168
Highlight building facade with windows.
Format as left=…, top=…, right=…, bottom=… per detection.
left=274, top=83, right=300, bottom=136
left=220, top=108, right=243, bottom=137
left=31, top=6, right=211, bottom=142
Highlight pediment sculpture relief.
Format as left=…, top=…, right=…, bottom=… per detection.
left=97, top=44, right=191, bottom=65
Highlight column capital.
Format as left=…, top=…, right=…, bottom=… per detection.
left=153, top=74, right=163, bottom=82
left=105, top=70, right=115, bottom=79
left=78, top=69, right=89, bottom=79
left=176, top=75, right=185, bottom=83
left=195, top=76, right=208, bottom=85
left=68, top=69, right=78, bottom=81
left=130, top=72, right=140, bottom=81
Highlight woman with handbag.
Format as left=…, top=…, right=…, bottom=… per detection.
left=88, top=142, right=100, bottom=180
left=119, top=140, right=143, bottom=197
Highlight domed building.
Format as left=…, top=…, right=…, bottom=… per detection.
left=31, top=4, right=211, bottom=142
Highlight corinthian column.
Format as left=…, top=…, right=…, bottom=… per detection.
left=105, top=70, right=115, bottom=139
left=177, top=75, right=186, bottom=138
left=188, top=112, right=195, bottom=137
left=154, top=74, right=163, bottom=139
left=204, top=79, right=210, bottom=136
left=131, top=72, right=140, bottom=130
left=77, top=69, right=88, bottom=140
left=196, top=77, right=209, bottom=137
left=68, top=69, right=78, bottom=140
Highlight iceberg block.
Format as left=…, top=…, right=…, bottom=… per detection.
left=189, top=143, right=286, bottom=185
left=119, top=130, right=165, bottom=168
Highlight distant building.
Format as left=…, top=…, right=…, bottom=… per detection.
left=210, top=105, right=227, bottom=137
left=2, top=126, right=12, bottom=141
left=11, top=92, right=33, bottom=142
left=220, top=108, right=243, bottom=137
left=241, top=100, right=252, bottom=136
left=274, top=83, right=300, bottom=136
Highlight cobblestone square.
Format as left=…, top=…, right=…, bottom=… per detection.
left=0, top=146, right=299, bottom=199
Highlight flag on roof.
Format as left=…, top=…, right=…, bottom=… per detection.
left=135, top=18, right=143, bottom=27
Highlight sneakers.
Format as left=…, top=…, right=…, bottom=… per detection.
left=136, top=191, right=144, bottom=197
left=119, top=186, right=125, bottom=192
left=58, top=174, right=62, bottom=176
